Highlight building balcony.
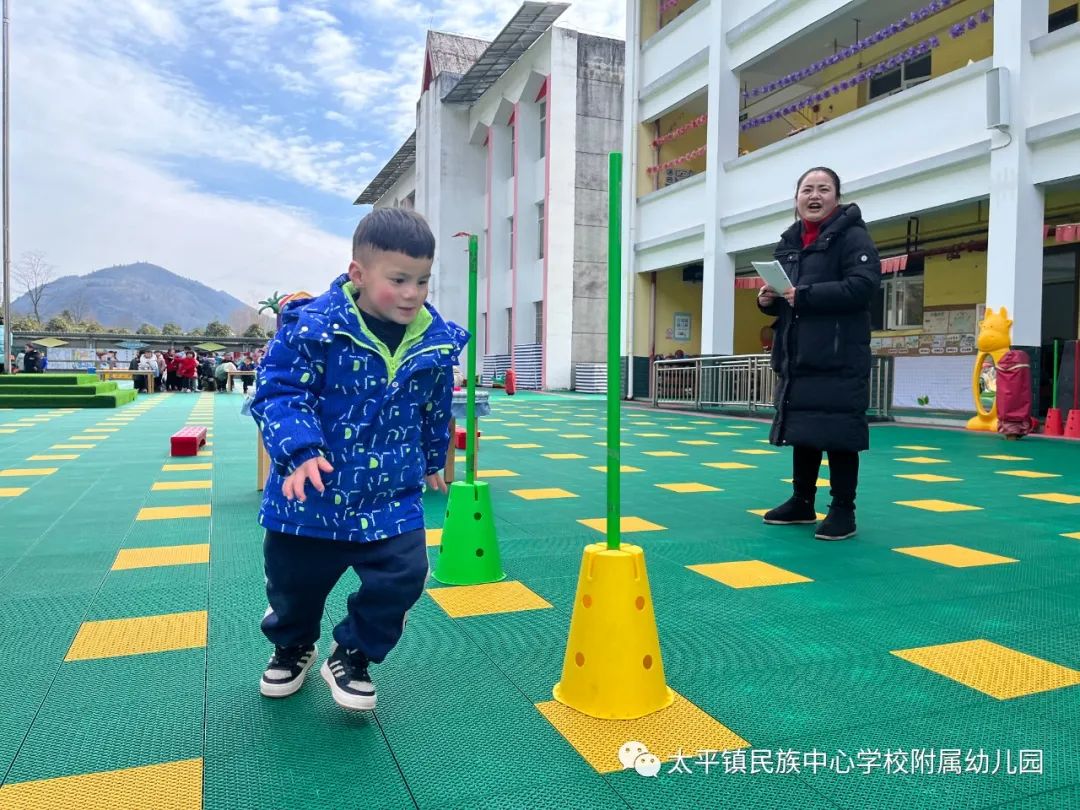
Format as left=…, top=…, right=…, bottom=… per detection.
left=640, top=0, right=710, bottom=91
left=638, top=94, right=708, bottom=197
left=736, top=0, right=994, bottom=155
left=635, top=170, right=707, bottom=254
left=640, top=0, right=705, bottom=43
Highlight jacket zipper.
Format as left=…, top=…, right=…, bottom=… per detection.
left=833, top=322, right=840, bottom=356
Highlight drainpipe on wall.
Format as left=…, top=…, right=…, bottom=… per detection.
left=622, top=0, right=640, bottom=400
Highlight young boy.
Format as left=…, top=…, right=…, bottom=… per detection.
left=250, top=208, right=467, bottom=711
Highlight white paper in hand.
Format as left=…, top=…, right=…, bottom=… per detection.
left=751, top=260, right=793, bottom=293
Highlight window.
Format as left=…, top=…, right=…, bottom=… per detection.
left=506, top=307, right=513, bottom=353
left=510, top=123, right=516, bottom=176
left=534, top=301, right=544, bottom=344
left=883, top=276, right=924, bottom=330
left=1050, top=4, right=1078, bottom=31
left=537, top=202, right=545, bottom=260
left=538, top=100, right=547, bottom=157
left=507, top=216, right=514, bottom=268
left=869, top=53, right=932, bottom=101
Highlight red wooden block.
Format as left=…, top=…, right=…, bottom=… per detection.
left=171, top=425, right=207, bottom=456
left=454, top=426, right=480, bottom=450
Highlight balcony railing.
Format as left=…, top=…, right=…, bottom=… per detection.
left=651, top=353, right=894, bottom=419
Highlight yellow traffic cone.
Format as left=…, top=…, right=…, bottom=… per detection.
left=552, top=542, right=673, bottom=720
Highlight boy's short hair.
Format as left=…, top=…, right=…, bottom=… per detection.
left=352, top=208, right=435, bottom=261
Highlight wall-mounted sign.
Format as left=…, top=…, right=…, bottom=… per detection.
left=673, top=312, right=692, bottom=341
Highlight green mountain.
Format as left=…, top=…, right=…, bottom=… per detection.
left=11, top=262, right=262, bottom=332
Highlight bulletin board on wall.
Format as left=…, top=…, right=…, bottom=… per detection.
left=892, top=355, right=973, bottom=411
left=872, top=304, right=978, bottom=358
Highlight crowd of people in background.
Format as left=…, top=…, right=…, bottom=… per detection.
left=126, top=347, right=265, bottom=394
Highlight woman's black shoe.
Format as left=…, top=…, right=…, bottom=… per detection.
left=815, top=503, right=856, bottom=540
left=763, top=496, right=817, bottom=525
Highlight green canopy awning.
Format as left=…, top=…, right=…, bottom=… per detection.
left=32, top=337, right=68, bottom=348
left=193, top=342, right=227, bottom=351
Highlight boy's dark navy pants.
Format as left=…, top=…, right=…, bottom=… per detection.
left=261, top=528, right=428, bottom=663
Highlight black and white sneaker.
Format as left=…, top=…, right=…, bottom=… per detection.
left=321, top=643, right=377, bottom=711
left=260, top=643, right=317, bottom=698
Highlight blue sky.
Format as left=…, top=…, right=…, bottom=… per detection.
left=9, top=0, right=623, bottom=304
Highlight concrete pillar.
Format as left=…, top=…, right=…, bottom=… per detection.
left=700, top=1, right=740, bottom=355
left=985, top=0, right=1048, bottom=350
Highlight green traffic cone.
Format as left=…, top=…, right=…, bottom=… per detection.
left=431, top=481, right=505, bottom=585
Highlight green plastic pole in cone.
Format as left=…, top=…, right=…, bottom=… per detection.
left=432, top=232, right=505, bottom=585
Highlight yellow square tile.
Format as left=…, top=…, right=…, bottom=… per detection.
left=703, top=462, right=755, bottom=470
left=689, top=560, right=812, bottom=589
left=690, top=420, right=715, bottom=424
left=66, top=610, right=208, bottom=661
left=1061, top=532, right=1080, bottom=540
left=679, top=440, right=717, bottom=446
left=895, top=445, right=940, bottom=451
left=70, top=435, right=109, bottom=441
left=481, top=435, right=510, bottom=440
left=577, top=516, right=665, bottom=533
left=729, top=425, right=757, bottom=430
left=560, top=434, right=591, bottom=439
left=783, top=477, right=830, bottom=487
left=543, top=453, right=586, bottom=460
left=136, top=504, right=212, bottom=521
left=568, top=422, right=593, bottom=427
left=894, top=544, right=1017, bottom=568
left=734, top=449, right=777, bottom=455
left=0, top=487, right=28, bottom=497
left=643, top=450, right=687, bottom=457
left=667, top=426, right=694, bottom=431
left=896, top=457, right=949, bottom=464
left=112, top=544, right=211, bottom=570
left=511, top=488, right=578, bottom=500
left=507, top=443, right=542, bottom=449
left=0, top=429, right=17, bottom=434
left=503, top=422, right=527, bottom=427
left=528, top=427, right=557, bottom=433
left=895, top=499, right=982, bottom=513
left=594, top=441, right=633, bottom=447
left=426, top=528, right=442, bottom=547
left=151, top=480, right=212, bottom=491
left=630, top=421, right=656, bottom=426
left=980, top=454, right=1032, bottom=461
left=541, top=419, right=564, bottom=423
left=634, top=432, right=668, bottom=438
left=656, top=482, right=721, bottom=493
left=537, top=690, right=747, bottom=774
left=86, top=428, right=120, bottom=433
left=996, top=470, right=1060, bottom=479
left=0, top=758, right=203, bottom=810
left=749, top=508, right=826, bottom=520
left=28, top=454, right=78, bottom=461
left=162, top=463, right=213, bottom=471
left=476, top=469, right=519, bottom=478
left=196, top=451, right=213, bottom=457
left=894, top=473, right=962, bottom=483
left=892, top=639, right=1080, bottom=699
left=1020, top=493, right=1080, bottom=505
left=52, top=444, right=95, bottom=449
left=0, top=468, right=58, bottom=477
left=589, top=465, right=644, bottom=473
left=707, top=431, right=739, bottom=437
left=427, top=580, right=552, bottom=618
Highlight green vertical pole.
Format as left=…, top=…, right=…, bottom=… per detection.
left=465, top=234, right=479, bottom=486
left=607, top=152, right=622, bottom=550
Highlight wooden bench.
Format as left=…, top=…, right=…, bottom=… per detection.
left=171, top=425, right=207, bottom=456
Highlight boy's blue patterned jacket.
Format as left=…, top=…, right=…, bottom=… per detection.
left=251, top=274, right=468, bottom=542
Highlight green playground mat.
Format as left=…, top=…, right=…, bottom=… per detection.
left=0, top=391, right=1079, bottom=808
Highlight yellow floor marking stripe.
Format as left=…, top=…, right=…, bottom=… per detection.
left=151, top=480, right=212, bottom=491
left=0, top=758, right=202, bottom=810
left=892, top=639, right=1080, bottom=699
left=113, top=544, right=211, bottom=570
left=65, top=611, right=208, bottom=660
left=537, top=691, right=747, bottom=774
left=428, top=580, right=552, bottom=618
left=689, top=560, right=812, bottom=588
left=136, top=504, right=212, bottom=520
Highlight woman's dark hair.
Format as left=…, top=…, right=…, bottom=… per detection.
left=795, top=166, right=841, bottom=197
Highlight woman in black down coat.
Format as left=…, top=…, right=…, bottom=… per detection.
left=757, top=167, right=880, bottom=540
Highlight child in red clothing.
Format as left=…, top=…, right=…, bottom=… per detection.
left=178, top=351, right=198, bottom=392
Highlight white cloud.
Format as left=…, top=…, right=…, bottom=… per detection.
left=219, top=0, right=282, bottom=27
left=129, top=0, right=187, bottom=44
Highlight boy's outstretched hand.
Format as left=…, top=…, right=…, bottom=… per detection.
left=425, top=472, right=448, bottom=494
left=283, top=456, right=335, bottom=502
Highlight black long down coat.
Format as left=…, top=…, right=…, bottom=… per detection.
left=760, top=203, right=881, bottom=453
